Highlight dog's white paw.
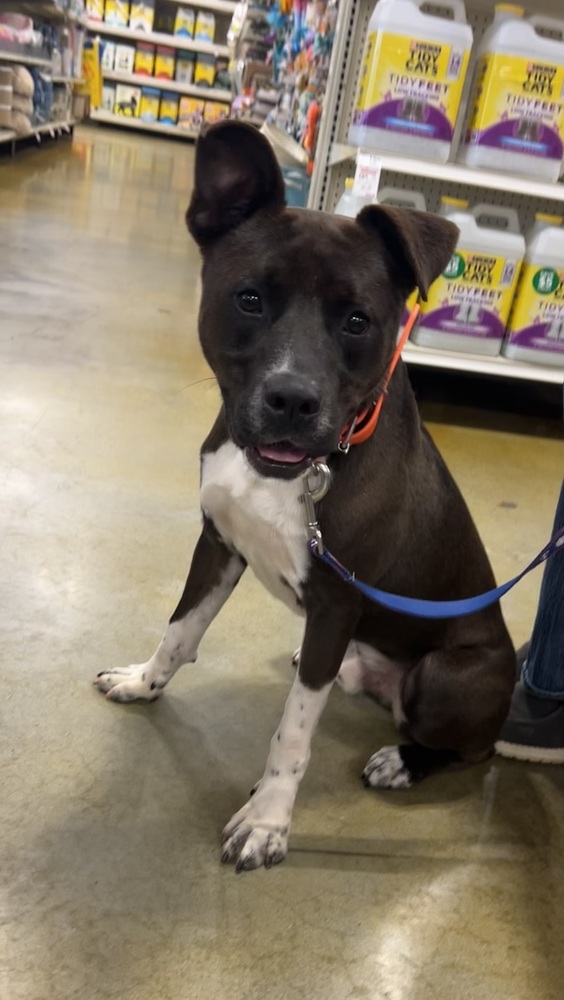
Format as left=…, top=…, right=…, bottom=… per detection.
left=93, top=664, right=160, bottom=703
left=221, top=797, right=289, bottom=872
left=362, top=746, right=412, bottom=789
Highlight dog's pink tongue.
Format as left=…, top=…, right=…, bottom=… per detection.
left=258, top=444, right=308, bottom=464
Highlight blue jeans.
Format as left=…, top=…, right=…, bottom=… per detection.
left=523, top=476, right=564, bottom=699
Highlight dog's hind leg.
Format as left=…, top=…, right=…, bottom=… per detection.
left=95, top=520, right=245, bottom=702
left=362, top=641, right=514, bottom=789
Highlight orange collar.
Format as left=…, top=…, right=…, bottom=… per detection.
left=338, top=304, right=420, bottom=453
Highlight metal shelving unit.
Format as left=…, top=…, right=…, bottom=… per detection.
left=153, top=0, right=236, bottom=10
left=102, top=69, right=231, bottom=102
left=86, top=19, right=230, bottom=57
left=309, top=0, right=564, bottom=385
left=90, top=108, right=196, bottom=139
left=0, top=119, right=75, bottom=156
left=0, top=48, right=52, bottom=67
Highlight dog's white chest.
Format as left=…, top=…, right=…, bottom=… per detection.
left=200, top=442, right=308, bottom=612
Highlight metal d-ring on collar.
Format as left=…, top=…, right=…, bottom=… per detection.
left=301, top=461, right=332, bottom=555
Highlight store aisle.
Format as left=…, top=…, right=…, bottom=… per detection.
left=1, top=127, right=563, bottom=1000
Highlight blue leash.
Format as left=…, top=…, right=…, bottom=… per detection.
left=309, top=527, right=564, bottom=620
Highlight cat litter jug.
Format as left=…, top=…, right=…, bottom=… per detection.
left=503, top=214, right=564, bottom=367
left=377, top=186, right=427, bottom=326
left=349, top=0, right=473, bottom=163
left=412, top=201, right=525, bottom=356
left=460, top=8, right=564, bottom=182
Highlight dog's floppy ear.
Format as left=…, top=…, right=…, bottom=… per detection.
left=186, top=120, right=286, bottom=247
left=357, top=205, right=459, bottom=301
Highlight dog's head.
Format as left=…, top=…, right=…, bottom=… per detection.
left=187, top=121, right=458, bottom=479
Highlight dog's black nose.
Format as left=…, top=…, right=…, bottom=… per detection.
left=263, top=374, right=321, bottom=423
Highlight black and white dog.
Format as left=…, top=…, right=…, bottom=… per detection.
left=96, top=122, right=515, bottom=872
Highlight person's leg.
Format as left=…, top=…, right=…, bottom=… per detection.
left=496, top=477, right=564, bottom=763
left=522, top=477, right=564, bottom=698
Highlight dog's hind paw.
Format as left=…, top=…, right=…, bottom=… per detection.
left=362, top=746, right=413, bottom=789
left=93, top=664, right=161, bottom=703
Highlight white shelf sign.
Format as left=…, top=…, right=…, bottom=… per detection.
left=353, top=151, right=382, bottom=200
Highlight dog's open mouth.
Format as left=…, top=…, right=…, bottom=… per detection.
left=246, top=442, right=313, bottom=479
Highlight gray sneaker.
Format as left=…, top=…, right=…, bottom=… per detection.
left=496, top=680, right=564, bottom=764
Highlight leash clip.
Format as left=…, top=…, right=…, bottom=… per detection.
left=301, top=462, right=332, bottom=556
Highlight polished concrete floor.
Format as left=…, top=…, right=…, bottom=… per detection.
left=1, top=126, right=563, bottom=1000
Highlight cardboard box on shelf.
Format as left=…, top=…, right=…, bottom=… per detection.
left=174, top=7, right=195, bottom=38
left=114, top=44, right=136, bottom=74
left=104, top=0, right=129, bottom=27
left=102, top=82, right=116, bottom=111
left=194, top=10, right=215, bottom=43
left=203, top=100, right=229, bottom=124
left=114, top=83, right=142, bottom=116
left=135, top=42, right=155, bottom=75
left=194, top=53, right=215, bottom=88
left=139, top=86, right=160, bottom=121
left=175, top=51, right=195, bottom=84
left=159, top=92, right=180, bottom=125
left=101, top=40, right=116, bottom=71
left=178, top=95, right=204, bottom=130
left=129, top=0, right=154, bottom=32
left=86, top=0, right=105, bottom=21
left=155, top=46, right=175, bottom=80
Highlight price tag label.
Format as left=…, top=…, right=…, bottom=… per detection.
left=353, top=151, right=382, bottom=201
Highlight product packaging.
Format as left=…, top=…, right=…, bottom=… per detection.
left=135, top=42, right=155, bottom=75
left=139, top=86, right=161, bottom=121
left=175, top=51, right=195, bottom=84
left=114, top=83, right=142, bottom=115
left=503, top=214, right=564, bottom=366
left=174, top=7, right=195, bottom=38
left=195, top=10, right=215, bottom=43
left=349, top=0, right=472, bottom=162
left=155, top=46, right=175, bottom=80
left=87, top=0, right=105, bottom=21
left=412, top=200, right=525, bottom=355
left=129, top=0, right=154, bottom=31
left=179, top=96, right=205, bottom=129
left=194, top=53, right=215, bottom=87
left=460, top=7, right=564, bottom=182
left=102, top=82, right=116, bottom=111
left=104, top=0, right=130, bottom=27
left=114, top=44, right=136, bottom=74
left=159, top=92, right=180, bottom=124
left=203, top=100, right=229, bottom=124
left=101, top=40, right=116, bottom=71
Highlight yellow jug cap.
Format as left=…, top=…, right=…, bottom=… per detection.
left=345, top=178, right=354, bottom=189
left=441, top=196, right=469, bottom=208
left=535, top=212, right=562, bottom=225
left=494, top=4, right=525, bottom=14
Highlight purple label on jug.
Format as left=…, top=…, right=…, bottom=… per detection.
left=353, top=99, right=454, bottom=142
left=418, top=305, right=505, bottom=340
left=469, top=118, right=563, bottom=161
left=506, top=320, right=564, bottom=353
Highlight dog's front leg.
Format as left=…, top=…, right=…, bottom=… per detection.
left=221, top=595, right=360, bottom=872
left=95, top=520, right=245, bottom=702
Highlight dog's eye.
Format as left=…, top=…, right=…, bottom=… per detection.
left=345, top=311, right=370, bottom=335
left=236, top=289, right=263, bottom=315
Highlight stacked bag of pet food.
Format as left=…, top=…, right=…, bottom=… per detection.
left=0, top=65, right=35, bottom=135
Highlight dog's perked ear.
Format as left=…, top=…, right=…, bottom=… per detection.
left=186, top=120, right=286, bottom=247
left=356, top=205, right=459, bottom=301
